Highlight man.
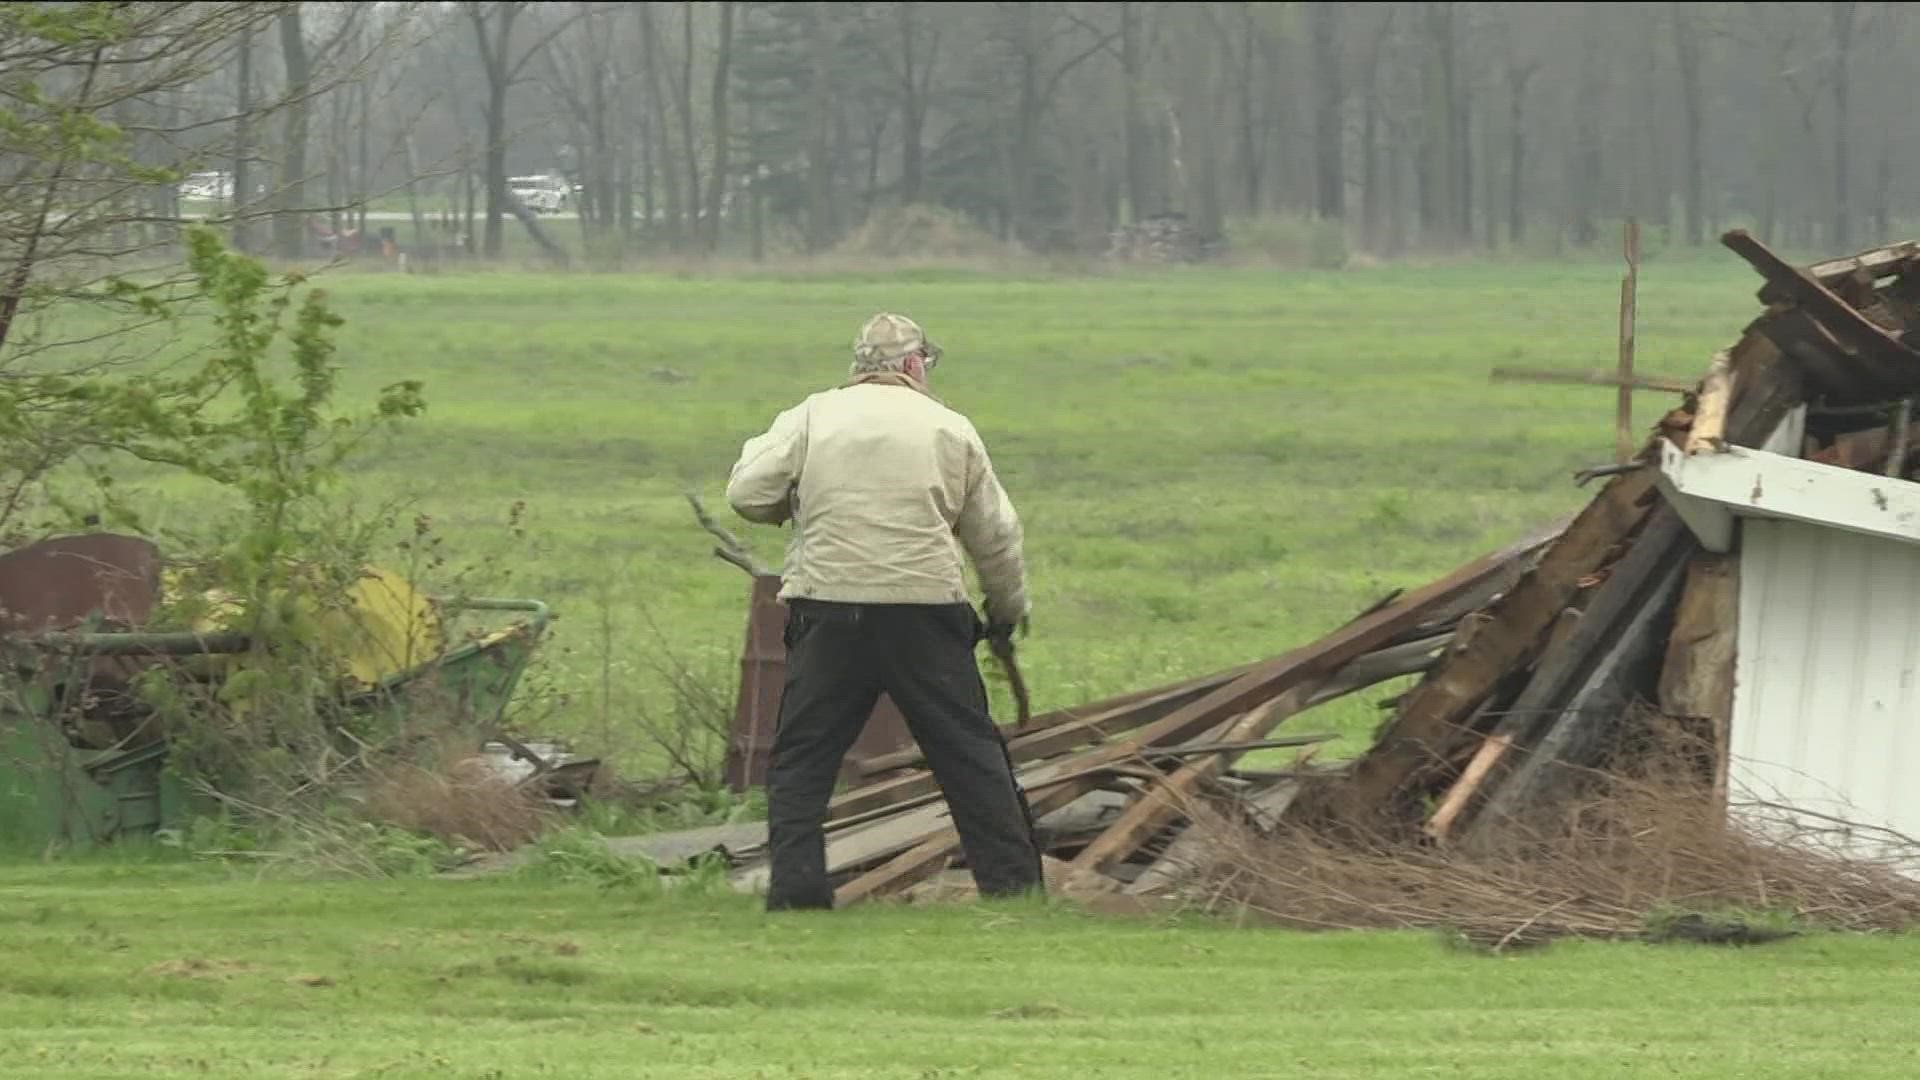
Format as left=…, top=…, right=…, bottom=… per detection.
left=726, top=312, right=1044, bottom=910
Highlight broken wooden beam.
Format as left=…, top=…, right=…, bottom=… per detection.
left=1068, top=679, right=1331, bottom=878
left=829, top=523, right=1563, bottom=905
left=1332, top=469, right=1661, bottom=826
left=1434, top=508, right=1694, bottom=844
left=833, top=626, right=1443, bottom=818
left=1684, top=352, right=1734, bottom=454
left=1125, top=779, right=1302, bottom=896
left=1459, top=547, right=1691, bottom=851
left=1656, top=552, right=1739, bottom=810
left=1332, top=324, right=1804, bottom=830
left=1424, top=733, right=1513, bottom=843
left=1723, top=229, right=1920, bottom=396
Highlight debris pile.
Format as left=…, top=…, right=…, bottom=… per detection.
left=1104, top=213, right=1216, bottom=264
left=685, top=232, right=1920, bottom=916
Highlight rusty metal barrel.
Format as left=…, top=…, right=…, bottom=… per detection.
left=724, top=574, right=916, bottom=792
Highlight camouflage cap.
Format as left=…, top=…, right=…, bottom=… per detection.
left=851, top=312, right=941, bottom=373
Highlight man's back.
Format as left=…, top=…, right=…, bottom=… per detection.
left=727, top=374, right=1027, bottom=620
left=724, top=312, right=1044, bottom=911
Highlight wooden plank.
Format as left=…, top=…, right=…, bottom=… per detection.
left=832, top=777, right=1089, bottom=906
left=1757, top=309, right=1880, bottom=404
left=1889, top=399, right=1913, bottom=477
left=1334, top=470, right=1659, bottom=822
left=1656, top=552, right=1738, bottom=809
left=830, top=524, right=1563, bottom=905
left=825, top=632, right=1445, bottom=859
left=1723, top=229, right=1920, bottom=386
left=1432, top=509, right=1693, bottom=838
left=1125, top=780, right=1301, bottom=896
left=1619, top=220, right=1641, bottom=464
left=1491, top=367, right=1695, bottom=394
left=844, top=666, right=1246, bottom=782
left=1424, top=733, right=1513, bottom=842
left=1685, top=351, right=1735, bottom=454
left=1069, top=680, right=1325, bottom=877
left=830, top=627, right=1458, bottom=824
left=1461, top=551, right=1690, bottom=849
left=1803, top=240, right=1920, bottom=286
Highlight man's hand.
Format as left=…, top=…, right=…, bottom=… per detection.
left=983, top=609, right=1030, bottom=643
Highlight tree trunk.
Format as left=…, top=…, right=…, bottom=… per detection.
left=1672, top=3, right=1705, bottom=246
left=896, top=1, right=929, bottom=205
left=483, top=65, right=508, bottom=257
left=1874, top=146, right=1891, bottom=241
left=703, top=0, right=735, bottom=252
left=1506, top=63, right=1533, bottom=246
left=273, top=8, right=312, bottom=260
left=232, top=25, right=253, bottom=253
left=403, top=133, right=427, bottom=251
left=638, top=3, right=681, bottom=242
left=1832, top=2, right=1854, bottom=250
left=748, top=98, right=765, bottom=260
left=326, top=80, right=343, bottom=242
left=1008, top=5, right=1043, bottom=245
left=1121, top=2, right=1151, bottom=221
left=1456, top=72, right=1471, bottom=242
left=618, top=137, right=635, bottom=242
left=677, top=1, right=702, bottom=237
left=805, top=4, right=835, bottom=251
left=356, top=36, right=370, bottom=239
left=1238, top=6, right=1262, bottom=215
left=1311, top=1, right=1344, bottom=221
left=1358, top=9, right=1393, bottom=252
left=465, top=1, right=520, bottom=260
left=1417, top=2, right=1449, bottom=239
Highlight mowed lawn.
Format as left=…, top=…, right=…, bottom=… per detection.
left=10, top=257, right=1918, bottom=1078
left=2, top=862, right=1919, bottom=1079
left=109, top=254, right=1768, bottom=763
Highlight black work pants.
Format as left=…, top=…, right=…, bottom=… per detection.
left=763, top=599, right=1044, bottom=910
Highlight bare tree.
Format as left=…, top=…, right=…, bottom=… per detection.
left=704, top=1, right=737, bottom=252
left=1671, top=2, right=1707, bottom=246
left=1311, top=1, right=1345, bottom=222
left=462, top=1, right=587, bottom=258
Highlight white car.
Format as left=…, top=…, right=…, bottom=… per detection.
left=179, top=171, right=233, bottom=201
left=508, top=174, right=569, bottom=214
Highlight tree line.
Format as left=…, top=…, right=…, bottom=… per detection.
left=9, top=2, right=1919, bottom=269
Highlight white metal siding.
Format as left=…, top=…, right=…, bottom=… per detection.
left=1730, top=518, right=1920, bottom=856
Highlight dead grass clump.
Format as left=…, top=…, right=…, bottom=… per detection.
left=362, top=756, right=552, bottom=852
left=1175, top=743, right=1920, bottom=951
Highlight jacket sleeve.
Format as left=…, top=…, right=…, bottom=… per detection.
left=954, top=432, right=1029, bottom=622
left=726, top=402, right=808, bottom=525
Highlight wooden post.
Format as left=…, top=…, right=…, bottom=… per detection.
left=1617, top=218, right=1640, bottom=464
left=1885, top=399, right=1912, bottom=478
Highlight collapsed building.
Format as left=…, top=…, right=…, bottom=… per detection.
left=678, top=230, right=1920, bottom=906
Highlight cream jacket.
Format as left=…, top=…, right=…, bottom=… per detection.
left=726, top=373, right=1029, bottom=621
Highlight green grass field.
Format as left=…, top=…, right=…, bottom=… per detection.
left=70, top=253, right=1774, bottom=765
left=237, top=255, right=1760, bottom=763
left=13, top=254, right=1896, bottom=1079
left=5, top=860, right=1920, bottom=1079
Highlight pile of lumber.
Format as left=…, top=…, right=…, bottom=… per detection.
left=710, top=231, right=1920, bottom=907
left=1104, top=213, right=1215, bottom=264
left=713, top=519, right=1566, bottom=903
left=1297, top=230, right=1920, bottom=851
